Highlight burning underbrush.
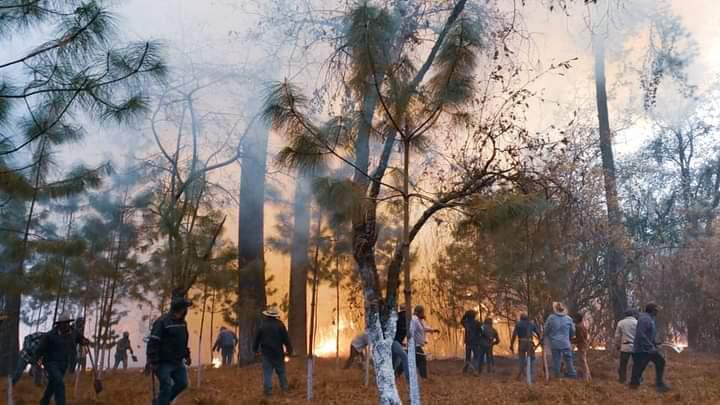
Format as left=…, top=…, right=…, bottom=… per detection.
left=5, top=351, right=720, bottom=404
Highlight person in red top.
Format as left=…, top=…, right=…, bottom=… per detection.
left=571, top=312, right=591, bottom=381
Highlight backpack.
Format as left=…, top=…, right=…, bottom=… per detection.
left=21, top=332, right=47, bottom=362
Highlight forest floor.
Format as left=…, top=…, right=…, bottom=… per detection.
left=5, top=350, right=719, bottom=404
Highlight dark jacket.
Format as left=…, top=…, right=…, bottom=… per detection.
left=633, top=312, right=658, bottom=353
left=213, top=329, right=238, bottom=351
left=479, top=324, right=500, bottom=348
left=466, top=320, right=484, bottom=346
left=512, top=319, right=539, bottom=340
left=395, top=311, right=407, bottom=344
left=147, top=313, right=190, bottom=365
left=37, top=327, right=87, bottom=365
left=253, top=316, right=292, bottom=360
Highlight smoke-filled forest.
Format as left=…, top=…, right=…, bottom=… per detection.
left=1, top=0, right=720, bottom=404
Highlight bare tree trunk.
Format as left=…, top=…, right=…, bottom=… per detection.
left=289, top=174, right=312, bottom=358
left=197, top=281, right=209, bottom=385
left=237, top=124, right=269, bottom=364
left=307, top=212, right=322, bottom=401
left=53, top=211, right=75, bottom=323
left=592, top=35, right=627, bottom=322
left=336, top=257, right=341, bottom=369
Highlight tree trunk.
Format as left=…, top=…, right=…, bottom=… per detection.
left=236, top=124, right=269, bottom=364
left=592, top=35, right=627, bottom=322
left=289, top=174, right=312, bottom=358
left=336, top=257, right=341, bottom=369
left=307, top=211, right=322, bottom=401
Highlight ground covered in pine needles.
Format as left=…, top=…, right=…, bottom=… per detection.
left=5, top=351, right=720, bottom=404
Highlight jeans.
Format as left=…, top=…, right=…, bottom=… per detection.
left=221, top=348, right=234, bottom=367
left=262, top=355, right=288, bottom=395
left=476, top=345, right=491, bottom=373
left=618, top=352, right=632, bottom=383
left=391, top=341, right=409, bottom=381
left=486, top=345, right=496, bottom=372
left=40, top=362, right=67, bottom=405
left=12, top=357, right=28, bottom=385
left=551, top=348, right=577, bottom=378
left=463, top=344, right=482, bottom=373
left=155, top=363, right=188, bottom=405
left=518, top=340, right=535, bottom=377
left=415, top=346, right=428, bottom=378
left=630, top=352, right=665, bottom=387
left=113, top=353, right=128, bottom=370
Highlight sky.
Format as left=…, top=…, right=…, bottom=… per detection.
left=15, top=0, right=720, bottom=364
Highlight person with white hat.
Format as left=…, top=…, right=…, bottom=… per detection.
left=147, top=292, right=192, bottom=405
left=36, top=311, right=90, bottom=405
left=253, top=306, right=293, bottom=396
left=543, top=302, right=577, bottom=379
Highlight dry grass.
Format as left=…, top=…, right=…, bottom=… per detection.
left=5, top=351, right=719, bottom=404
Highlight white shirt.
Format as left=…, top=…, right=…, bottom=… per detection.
left=615, top=316, right=638, bottom=353
left=410, top=315, right=433, bottom=347
left=351, top=333, right=369, bottom=351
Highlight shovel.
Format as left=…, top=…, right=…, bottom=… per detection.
left=86, top=350, right=104, bottom=394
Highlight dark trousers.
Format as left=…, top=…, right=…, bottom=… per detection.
left=262, top=355, right=288, bottom=395
left=487, top=345, right=496, bottom=371
left=40, top=362, right=67, bottom=405
left=463, top=345, right=482, bottom=373
left=630, top=352, right=665, bottom=387
left=12, top=357, right=28, bottom=385
left=619, top=352, right=632, bottom=383
left=221, top=348, right=234, bottom=367
left=415, top=346, right=428, bottom=378
left=476, top=345, right=491, bottom=373
left=113, top=353, right=128, bottom=369
left=518, top=340, right=535, bottom=377
left=155, top=363, right=188, bottom=405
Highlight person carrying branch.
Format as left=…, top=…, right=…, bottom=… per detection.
left=253, top=306, right=293, bottom=396
left=213, top=326, right=238, bottom=367
left=113, top=331, right=136, bottom=370
left=615, top=309, right=638, bottom=384
left=36, top=311, right=91, bottom=405
left=147, top=293, right=192, bottom=405
left=510, top=313, right=541, bottom=380
left=629, top=303, right=670, bottom=392
left=410, top=305, right=440, bottom=379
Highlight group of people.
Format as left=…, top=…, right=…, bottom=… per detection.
left=460, top=310, right=501, bottom=375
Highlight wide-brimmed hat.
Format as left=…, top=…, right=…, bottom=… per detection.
left=56, top=311, right=74, bottom=323
left=552, top=302, right=568, bottom=316
left=262, top=306, right=281, bottom=318
left=171, top=295, right=192, bottom=310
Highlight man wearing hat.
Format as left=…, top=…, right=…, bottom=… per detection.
left=113, top=331, right=136, bottom=370
left=629, top=303, right=670, bottom=392
left=543, top=302, right=577, bottom=379
left=36, top=311, right=90, bottom=405
left=147, top=293, right=192, bottom=405
left=253, top=306, right=293, bottom=396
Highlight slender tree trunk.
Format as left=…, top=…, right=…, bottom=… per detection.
left=592, top=35, right=627, bottom=322
left=236, top=123, right=269, bottom=364
left=289, top=174, right=312, bottom=358
left=336, top=257, right=341, bottom=369
left=53, top=211, right=75, bottom=323
left=209, top=289, right=216, bottom=361
left=197, top=281, right=209, bottom=385
left=307, top=212, right=322, bottom=401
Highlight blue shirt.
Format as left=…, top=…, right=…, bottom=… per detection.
left=633, top=313, right=657, bottom=353
left=543, top=313, right=575, bottom=350
left=513, top=319, right=538, bottom=340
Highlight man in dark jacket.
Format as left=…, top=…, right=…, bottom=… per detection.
left=213, top=326, right=238, bottom=367
left=147, top=293, right=192, bottom=405
left=392, top=305, right=409, bottom=380
left=253, top=306, right=293, bottom=396
left=629, top=303, right=670, bottom=392
left=113, top=331, right=135, bottom=370
left=510, top=313, right=541, bottom=380
left=36, top=311, right=90, bottom=405
left=461, top=310, right=481, bottom=374
left=479, top=318, right=500, bottom=373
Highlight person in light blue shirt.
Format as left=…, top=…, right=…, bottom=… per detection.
left=543, top=302, right=577, bottom=378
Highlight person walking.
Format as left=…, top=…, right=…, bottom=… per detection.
left=113, top=331, right=135, bottom=370
left=571, top=312, right=591, bottom=381
left=344, top=332, right=369, bottom=369
left=36, top=311, right=90, bottom=405
left=410, top=305, right=439, bottom=379
left=481, top=318, right=500, bottom=373
left=253, top=306, right=293, bottom=396
left=615, top=309, right=638, bottom=384
left=392, top=305, right=409, bottom=381
left=213, top=326, right=238, bottom=367
left=510, top=313, right=541, bottom=380
left=147, top=293, right=193, bottom=405
left=461, top=310, right=480, bottom=374
left=543, top=302, right=577, bottom=379
left=12, top=330, right=46, bottom=385
left=629, top=303, right=670, bottom=392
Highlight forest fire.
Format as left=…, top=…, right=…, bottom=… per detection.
left=211, top=357, right=222, bottom=368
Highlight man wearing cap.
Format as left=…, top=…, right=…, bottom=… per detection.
left=629, top=303, right=670, bottom=392
left=253, top=306, right=293, bottom=396
left=543, top=302, right=577, bottom=379
left=113, top=331, right=135, bottom=370
left=213, top=326, right=238, bottom=367
left=36, top=311, right=90, bottom=405
left=147, top=293, right=192, bottom=405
